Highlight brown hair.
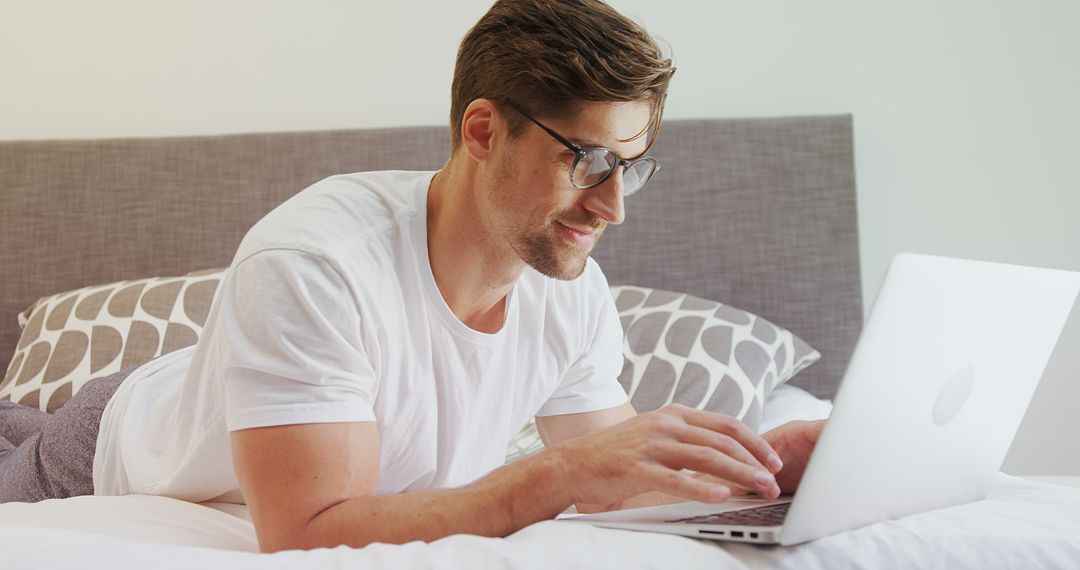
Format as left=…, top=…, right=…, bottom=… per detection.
left=450, top=0, right=675, bottom=153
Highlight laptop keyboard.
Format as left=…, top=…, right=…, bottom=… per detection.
left=667, top=503, right=790, bottom=526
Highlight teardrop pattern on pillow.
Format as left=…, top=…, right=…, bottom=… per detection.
left=0, top=269, right=227, bottom=411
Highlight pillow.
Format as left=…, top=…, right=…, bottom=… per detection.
left=0, top=268, right=227, bottom=412
left=612, top=285, right=820, bottom=427
left=504, top=286, right=821, bottom=463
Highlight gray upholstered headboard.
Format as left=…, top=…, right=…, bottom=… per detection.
left=0, top=116, right=861, bottom=399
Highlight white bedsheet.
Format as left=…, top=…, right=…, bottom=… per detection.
left=2, top=475, right=1079, bottom=569
left=4, top=386, right=1078, bottom=569
left=0, top=494, right=739, bottom=569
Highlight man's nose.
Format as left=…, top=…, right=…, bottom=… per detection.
left=584, top=167, right=626, bottom=225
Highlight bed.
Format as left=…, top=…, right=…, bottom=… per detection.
left=2, top=116, right=1079, bottom=568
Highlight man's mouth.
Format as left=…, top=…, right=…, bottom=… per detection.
left=556, top=221, right=598, bottom=249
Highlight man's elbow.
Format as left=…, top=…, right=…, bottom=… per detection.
left=257, top=528, right=373, bottom=553
left=256, top=503, right=376, bottom=553
left=256, top=528, right=317, bottom=554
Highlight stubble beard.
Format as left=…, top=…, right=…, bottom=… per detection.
left=513, top=216, right=604, bottom=281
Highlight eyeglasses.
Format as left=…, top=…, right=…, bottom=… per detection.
left=503, top=102, right=661, bottom=197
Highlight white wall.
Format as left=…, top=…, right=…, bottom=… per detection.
left=3, top=1, right=1078, bottom=473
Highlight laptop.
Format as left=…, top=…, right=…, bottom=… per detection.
left=565, top=252, right=1080, bottom=545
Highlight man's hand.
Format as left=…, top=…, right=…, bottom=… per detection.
left=546, top=404, right=785, bottom=508
left=761, top=420, right=826, bottom=494
left=578, top=418, right=829, bottom=512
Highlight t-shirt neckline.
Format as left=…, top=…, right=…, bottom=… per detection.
left=413, top=171, right=519, bottom=346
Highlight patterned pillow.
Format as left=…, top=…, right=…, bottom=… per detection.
left=504, top=286, right=821, bottom=463
left=0, top=268, right=227, bottom=412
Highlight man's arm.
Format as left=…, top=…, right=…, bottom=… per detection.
left=535, top=401, right=638, bottom=444
left=233, top=404, right=785, bottom=552
left=231, top=422, right=570, bottom=553
left=535, top=401, right=638, bottom=513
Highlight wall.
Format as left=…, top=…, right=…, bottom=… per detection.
left=2, top=0, right=1078, bottom=474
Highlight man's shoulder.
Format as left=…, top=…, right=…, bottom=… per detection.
left=235, top=170, right=433, bottom=264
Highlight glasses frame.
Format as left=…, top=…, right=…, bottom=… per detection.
left=502, top=101, right=660, bottom=196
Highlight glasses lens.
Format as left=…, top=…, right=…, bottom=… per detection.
left=622, top=158, right=658, bottom=196
left=572, top=148, right=618, bottom=188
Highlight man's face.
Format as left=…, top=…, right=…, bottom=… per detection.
left=486, top=100, right=652, bottom=281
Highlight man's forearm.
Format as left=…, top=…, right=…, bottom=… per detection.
left=289, top=450, right=571, bottom=551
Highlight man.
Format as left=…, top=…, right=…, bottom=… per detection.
left=0, top=0, right=823, bottom=552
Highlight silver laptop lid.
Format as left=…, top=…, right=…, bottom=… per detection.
left=780, top=253, right=1080, bottom=545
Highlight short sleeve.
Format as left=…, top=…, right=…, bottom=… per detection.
left=217, top=249, right=378, bottom=432
left=536, top=272, right=629, bottom=417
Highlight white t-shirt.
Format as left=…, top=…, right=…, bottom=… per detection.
left=93, top=170, right=629, bottom=503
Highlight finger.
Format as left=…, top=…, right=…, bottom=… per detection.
left=805, top=420, right=827, bottom=444
left=641, top=464, right=732, bottom=504
left=680, top=408, right=783, bottom=473
left=657, top=442, right=780, bottom=500
left=673, top=424, right=768, bottom=473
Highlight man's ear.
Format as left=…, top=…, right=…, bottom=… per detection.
left=460, top=99, right=500, bottom=163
